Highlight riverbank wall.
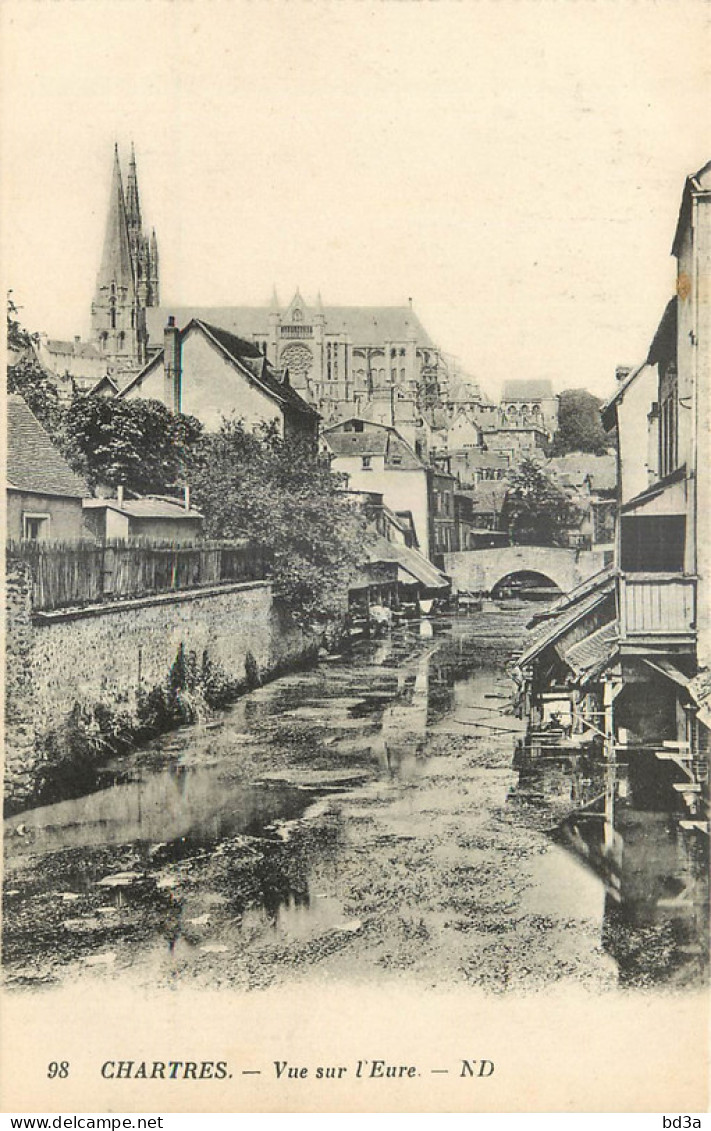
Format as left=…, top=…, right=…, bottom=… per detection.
left=4, top=560, right=315, bottom=812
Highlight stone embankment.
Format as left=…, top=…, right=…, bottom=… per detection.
left=4, top=560, right=316, bottom=813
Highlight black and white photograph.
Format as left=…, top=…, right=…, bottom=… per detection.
left=1, top=0, right=709, bottom=1116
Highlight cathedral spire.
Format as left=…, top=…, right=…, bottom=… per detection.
left=125, top=140, right=142, bottom=230
left=96, top=144, right=134, bottom=295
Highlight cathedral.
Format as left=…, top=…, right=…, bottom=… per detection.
left=90, top=143, right=160, bottom=374
left=144, top=290, right=448, bottom=427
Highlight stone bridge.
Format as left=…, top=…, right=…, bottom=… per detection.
left=442, top=546, right=608, bottom=596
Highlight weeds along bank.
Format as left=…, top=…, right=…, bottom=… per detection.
left=4, top=559, right=319, bottom=814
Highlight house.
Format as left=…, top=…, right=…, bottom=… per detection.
left=447, top=448, right=511, bottom=488
left=430, top=467, right=458, bottom=561
left=82, top=493, right=204, bottom=544
left=481, top=425, right=549, bottom=458
left=323, top=419, right=433, bottom=559
left=6, top=395, right=90, bottom=542
left=459, top=480, right=509, bottom=532
left=599, top=160, right=711, bottom=821
left=118, top=317, right=320, bottom=442
left=547, top=453, right=618, bottom=553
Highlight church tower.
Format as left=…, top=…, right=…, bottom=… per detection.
left=91, top=143, right=159, bottom=373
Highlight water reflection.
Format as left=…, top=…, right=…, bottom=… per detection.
left=515, top=747, right=709, bottom=987
left=4, top=610, right=707, bottom=990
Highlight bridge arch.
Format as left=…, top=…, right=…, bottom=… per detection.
left=443, top=545, right=608, bottom=597
left=490, top=569, right=563, bottom=600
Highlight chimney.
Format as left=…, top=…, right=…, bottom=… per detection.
left=184, top=484, right=190, bottom=512
left=117, top=485, right=124, bottom=508
left=164, top=316, right=182, bottom=412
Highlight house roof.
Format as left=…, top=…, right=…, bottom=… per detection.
left=6, top=395, right=90, bottom=499
left=324, top=419, right=426, bottom=469
left=527, top=563, right=616, bottom=628
left=90, top=374, right=120, bottom=396
left=517, top=585, right=614, bottom=670
left=547, top=454, right=617, bottom=493
left=672, top=160, right=711, bottom=258
left=557, top=621, right=618, bottom=685
left=83, top=496, right=203, bottom=520
left=646, top=297, right=677, bottom=368
left=460, top=481, right=509, bottom=511
left=365, top=534, right=449, bottom=591
left=600, top=361, right=648, bottom=429
left=44, top=338, right=103, bottom=360
left=145, top=303, right=435, bottom=349
left=501, top=379, right=555, bottom=401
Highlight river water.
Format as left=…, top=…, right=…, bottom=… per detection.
left=3, top=609, right=708, bottom=993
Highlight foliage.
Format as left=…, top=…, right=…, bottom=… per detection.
left=549, top=388, right=612, bottom=456
left=61, top=394, right=203, bottom=494
left=188, top=417, right=367, bottom=626
left=7, top=292, right=65, bottom=435
left=501, top=458, right=581, bottom=546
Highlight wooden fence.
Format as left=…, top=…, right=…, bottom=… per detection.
left=6, top=539, right=270, bottom=612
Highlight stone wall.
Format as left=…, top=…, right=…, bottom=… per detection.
left=4, top=567, right=314, bottom=810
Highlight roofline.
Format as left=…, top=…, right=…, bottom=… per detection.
left=600, top=360, right=648, bottom=429
left=196, top=320, right=319, bottom=417
left=117, top=318, right=319, bottom=417
left=672, top=163, right=711, bottom=257
left=7, top=483, right=86, bottom=501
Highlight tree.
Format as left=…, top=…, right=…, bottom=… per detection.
left=501, top=458, right=581, bottom=546
left=62, top=395, right=203, bottom=495
left=549, top=388, right=612, bottom=456
left=6, top=292, right=64, bottom=435
left=188, top=417, right=367, bottom=627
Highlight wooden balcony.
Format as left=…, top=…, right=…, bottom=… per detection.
left=617, top=573, right=697, bottom=653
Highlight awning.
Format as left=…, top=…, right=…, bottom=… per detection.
left=365, top=535, right=449, bottom=592
left=518, top=587, right=612, bottom=669
left=560, top=621, right=618, bottom=685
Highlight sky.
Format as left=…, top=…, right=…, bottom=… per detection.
left=2, top=0, right=710, bottom=400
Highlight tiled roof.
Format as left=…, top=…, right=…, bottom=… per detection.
left=547, top=454, right=616, bottom=492
left=461, top=481, right=509, bottom=510
left=324, top=420, right=425, bottom=469
left=366, top=534, right=449, bottom=591
left=45, top=339, right=102, bottom=360
left=146, top=304, right=435, bottom=349
left=6, top=395, right=90, bottom=499
left=518, top=586, right=613, bottom=669
left=501, top=379, right=555, bottom=401
left=558, top=621, right=618, bottom=684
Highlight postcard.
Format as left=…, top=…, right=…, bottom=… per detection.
left=1, top=0, right=709, bottom=1115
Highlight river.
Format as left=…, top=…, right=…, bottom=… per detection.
left=2, top=608, right=708, bottom=993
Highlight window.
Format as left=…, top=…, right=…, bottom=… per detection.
left=292, top=308, right=303, bottom=322
left=620, top=515, right=685, bottom=572
left=361, top=456, right=372, bottom=470
left=659, top=364, right=679, bottom=477
left=23, top=513, right=50, bottom=541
